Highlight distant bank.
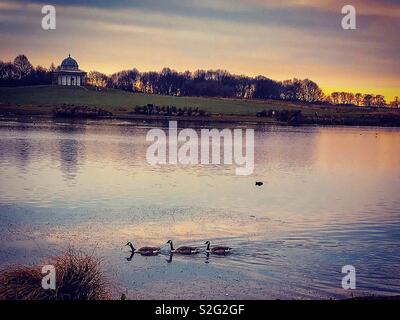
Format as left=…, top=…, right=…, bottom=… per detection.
left=1, top=86, right=400, bottom=126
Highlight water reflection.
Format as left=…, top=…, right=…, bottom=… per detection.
left=255, top=126, right=318, bottom=171
left=316, top=128, right=400, bottom=171
left=58, top=139, right=79, bottom=180
left=0, top=119, right=400, bottom=299
left=124, top=250, right=214, bottom=264
left=14, top=138, right=31, bottom=171
left=56, top=123, right=86, bottom=181
left=126, top=251, right=134, bottom=261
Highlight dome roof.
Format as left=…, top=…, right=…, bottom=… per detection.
left=61, top=54, right=78, bottom=69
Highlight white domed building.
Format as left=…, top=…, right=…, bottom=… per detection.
left=53, top=54, right=87, bottom=86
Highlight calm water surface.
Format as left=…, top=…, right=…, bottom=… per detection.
left=0, top=118, right=399, bottom=299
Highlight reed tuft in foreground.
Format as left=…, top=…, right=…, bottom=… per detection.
left=0, top=249, right=109, bottom=300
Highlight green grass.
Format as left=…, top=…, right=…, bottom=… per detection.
left=1, top=85, right=399, bottom=119
left=0, top=85, right=327, bottom=116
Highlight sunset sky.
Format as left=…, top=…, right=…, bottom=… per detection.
left=0, top=0, right=399, bottom=100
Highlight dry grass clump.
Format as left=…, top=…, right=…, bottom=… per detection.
left=0, top=249, right=110, bottom=300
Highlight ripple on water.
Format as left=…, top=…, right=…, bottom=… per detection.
left=1, top=121, right=400, bottom=298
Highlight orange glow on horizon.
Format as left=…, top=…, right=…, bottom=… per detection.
left=0, top=0, right=399, bottom=101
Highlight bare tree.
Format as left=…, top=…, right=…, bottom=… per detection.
left=374, top=95, right=386, bottom=107
left=301, top=79, right=324, bottom=102
left=354, top=93, right=363, bottom=106
left=390, top=96, right=399, bottom=108
left=13, top=54, right=33, bottom=79
left=330, top=92, right=339, bottom=104
left=87, top=71, right=109, bottom=88
left=363, top=94, right=374, bottom=107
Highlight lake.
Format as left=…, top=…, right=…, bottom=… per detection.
left=0, top=118, right=399, bottom=299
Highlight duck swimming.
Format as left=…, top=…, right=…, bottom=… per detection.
left=125, top=242, right=160, bottom=256
left=204, top=241, right=231, bottom=255
left=166, top=240, right=199, bottom=255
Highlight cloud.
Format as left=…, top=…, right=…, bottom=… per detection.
left=0, top=0, right=399, bottom=98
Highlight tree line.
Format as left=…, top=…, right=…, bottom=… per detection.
left=0, top=55, right=55, bottom=87
left=1, top=54, right=398, bottom=108
left=87, top=68, right=326, bottom=102
left=327, top=91, right=398, bottom=108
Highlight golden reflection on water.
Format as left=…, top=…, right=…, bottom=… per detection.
left=1, top=121, right=400, bottom=299
left=1, top=123, right=400, bottom=225
left=316, top=128, right=400, bottom=171
left=75, top=217, right=272, bottom=248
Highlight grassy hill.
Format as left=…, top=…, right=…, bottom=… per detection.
left=0, top=85, right=327, bottom=116
left=1, top=85, right=400, bottom=126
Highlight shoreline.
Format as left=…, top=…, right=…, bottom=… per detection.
left=2, top=104, right=400, bottom=127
